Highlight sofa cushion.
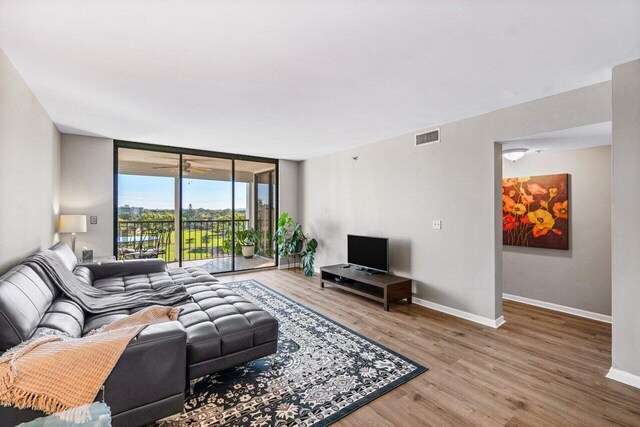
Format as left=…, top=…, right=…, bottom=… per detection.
left=92, top=266, right=216, bottom=292
left=82, top=266, right=217, bottom=334
left=177, top=282, right=279, bottom=364
left=33, top=297, right=85, bottom=338
left=83, top=267, right=278, bottom=369
left=73, top=266, right=94, bottom=287
left=0, top=265, right=59, bottom=351
left=50, top=241, right=77, bottom=272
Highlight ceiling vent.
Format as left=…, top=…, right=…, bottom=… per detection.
left=415, top=128, right=440, bottom=146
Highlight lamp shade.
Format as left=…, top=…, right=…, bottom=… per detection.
left=59, top=215, right=87, bottom=233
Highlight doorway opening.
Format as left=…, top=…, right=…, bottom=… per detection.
left=497, top=121, right=612, bottom=323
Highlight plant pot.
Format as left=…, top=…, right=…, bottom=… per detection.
left=241, top=245, right=255, bottom=259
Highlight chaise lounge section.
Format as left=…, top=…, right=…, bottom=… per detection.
left=0, top=243, right=278, bottom=426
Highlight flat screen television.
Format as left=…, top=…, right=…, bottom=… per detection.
left=347, top=234, right=389, bottom=273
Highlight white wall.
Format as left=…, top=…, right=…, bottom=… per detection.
left=0, top=48, right=60, bottom=274
left=502, top=146, right=611, bottom=316
left=60, top=134, right=114, bottom=258
left=300, top=82, right=612, bottom=323
left=610, top=59, right=640, bottom=385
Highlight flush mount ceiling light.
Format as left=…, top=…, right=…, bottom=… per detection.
left=502, top=148, right=528, bottom=162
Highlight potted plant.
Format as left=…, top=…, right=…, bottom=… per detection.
left=275, top=212, right=318, bottom=276
left=237, top=229, right=261, bottom=259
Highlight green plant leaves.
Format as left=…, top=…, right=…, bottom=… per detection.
left=276, top=213, right=317, bottom=275
left=301, top=238, right=318, bottom=276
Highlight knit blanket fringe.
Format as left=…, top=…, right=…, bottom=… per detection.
left=0, top=305, right=179, bottom=414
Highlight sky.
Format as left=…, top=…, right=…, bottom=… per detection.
left=118, top=174, right=247, bottom=210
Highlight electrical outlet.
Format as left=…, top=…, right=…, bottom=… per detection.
left=90, top=216, right=98, bottom=225
left=432, top=220, right=442, bottom=230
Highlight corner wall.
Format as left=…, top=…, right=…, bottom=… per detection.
left=0, top=48, right=60, bottom=274
left=502, top=146, right=612, bottom=317
left=299, top=82, right=611, bottom=324
left=278, top=159, right=300, bottom=266
left=60, top=134, right=114, bottom=258
left=610, top=59, right=640, bottom=387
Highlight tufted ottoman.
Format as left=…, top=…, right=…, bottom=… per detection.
left=86, top=266, right=279, bottom=380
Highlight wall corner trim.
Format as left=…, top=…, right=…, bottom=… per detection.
left=503, top=293, right=611, bottom=323
left=606, top=367, right=640, bottom=390
left=412, top=296, right=506, bottom=329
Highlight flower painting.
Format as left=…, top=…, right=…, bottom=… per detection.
left=502, top=173, right=569, bottom=250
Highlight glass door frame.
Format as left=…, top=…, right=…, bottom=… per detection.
left=253, top=169, right=275, bottom=260
left=113, top=140, right=279, bottom=272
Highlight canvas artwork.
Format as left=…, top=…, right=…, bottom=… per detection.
left=502, top=173, right=569, bottom=250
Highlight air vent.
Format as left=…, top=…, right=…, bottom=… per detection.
left=415, top=128, right=440, bottom=146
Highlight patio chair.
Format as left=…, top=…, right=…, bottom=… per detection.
left=120, top=229, right=149, bottom=260
left=141, top=228, right=171, bottom=259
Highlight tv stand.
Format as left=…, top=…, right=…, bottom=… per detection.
left=320, top=264, right=412, bottom=311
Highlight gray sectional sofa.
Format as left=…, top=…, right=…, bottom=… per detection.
left=0, top=242, right=278, bottom=426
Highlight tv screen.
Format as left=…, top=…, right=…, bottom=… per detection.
left=347, top=235, right=389, bottom=273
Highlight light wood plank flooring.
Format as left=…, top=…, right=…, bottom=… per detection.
left=221, top=269, right=640, bottom=426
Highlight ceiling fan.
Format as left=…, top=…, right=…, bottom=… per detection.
left=152, top=160, right=208, bottom=174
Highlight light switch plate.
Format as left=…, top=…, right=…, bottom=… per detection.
left=432, top=220, right=442, bottom=230
left=90, top=216, right=98, bottom=225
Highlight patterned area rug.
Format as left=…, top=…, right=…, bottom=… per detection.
left=158, top=279, right=427, bottom=426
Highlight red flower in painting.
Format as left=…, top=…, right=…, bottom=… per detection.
left=503, top=215, right=518, bottom=232
left=502, top=195, right=516, bottom=212
left=552, top=200, right=568, bottom=219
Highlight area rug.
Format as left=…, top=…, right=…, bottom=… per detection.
left=158, top=279, right=427, bottom=427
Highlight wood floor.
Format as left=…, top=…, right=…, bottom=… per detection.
left=221, top=268, right=640, bottom=426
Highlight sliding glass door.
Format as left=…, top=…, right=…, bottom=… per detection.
left=116, top=148, right=180, bottom=264
left=114, top=142, right=278, bottom=273
left=236, top=160, right=277, bottom=271
left=181, top=155, right=236, bottom=273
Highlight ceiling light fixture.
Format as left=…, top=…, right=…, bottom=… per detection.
left=502, top=148, right=528, bottom=162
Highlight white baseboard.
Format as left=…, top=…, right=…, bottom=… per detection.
left=606, top=367, right=640, bottom=389
left=503, top=293, right=611, bottom=323
left=412, top=296, right=506, bottom=329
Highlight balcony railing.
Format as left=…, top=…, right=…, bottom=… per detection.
left=117, top=219, right=250, bottom=262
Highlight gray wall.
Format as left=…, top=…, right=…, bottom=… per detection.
left=611, top=59, right=640, bottom=379
left=278, top=159, right=300, bottom=266
left=60, top=134, right=114, bottom=258
left=0, top=48, right=60, bottom=274
left=300, top=82, right=611, bottom=322
left=503, top=146, right=611, bottom=316
left=279, top=160, right=299, bottom=221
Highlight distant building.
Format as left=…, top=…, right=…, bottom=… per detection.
left=120, top=204, right=144, bottom=215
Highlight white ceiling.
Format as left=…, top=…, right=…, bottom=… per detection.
left=1, top=1, right=639, bottom=160
left=500, top=121, right=612, bottom=155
